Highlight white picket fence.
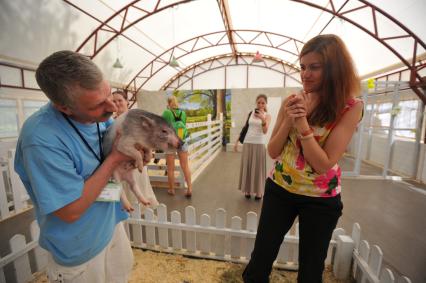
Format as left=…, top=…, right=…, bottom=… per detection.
left=147, top=113, right=223, bottom=189
left=0, top=203, right=413, bottom=283
left=0, top=149, right=31, bottom=221
left=350, top=223, right=412, bottom=283
left=0, top=221, right=47, bottom=283
left=125, top=204, right=412, bottom=283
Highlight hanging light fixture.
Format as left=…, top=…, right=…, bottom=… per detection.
left=113, top=58, right=123, bottom=69
left=252, top=51, right=264, bottom=63
left=169, top=5, right=180, bottom=68
left=169, top=56, right=180, bottom=67
left=113, top=37, right=123, bottom=69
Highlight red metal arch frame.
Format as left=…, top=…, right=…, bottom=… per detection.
left=0, top=62, right=39, bottom=91
left=72, top=0, right=426, bottom=101
left=290, top=0, right=426, bottom=102
left=74, top=0, right=192, bottom=57
left=160, top=52, right=302, bottom=91
left=125, top=30, right=304, bottom=97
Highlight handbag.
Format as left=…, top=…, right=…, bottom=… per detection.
left=238, top=111, right=252, bottom=143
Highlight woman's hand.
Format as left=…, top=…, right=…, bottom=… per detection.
left=234, top=141, right=239, bottom=152
left=253, top=109, right=266, bottom=122
left=282, top=93, right=307, bottom=126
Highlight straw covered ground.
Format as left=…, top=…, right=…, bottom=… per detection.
left=31, top=248, right=349, bottom=283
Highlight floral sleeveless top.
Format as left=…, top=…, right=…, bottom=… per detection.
left=270, top=98, right=363, bottom=198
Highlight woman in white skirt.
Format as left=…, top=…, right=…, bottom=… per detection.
left=234, top=94, right=271, bottom=200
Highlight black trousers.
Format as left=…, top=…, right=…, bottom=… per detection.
left=243, top=178, right=343, bottom=283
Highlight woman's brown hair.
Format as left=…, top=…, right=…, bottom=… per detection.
left=300, top=34, right=360, bottom=126
left=256, top=94, right=268, bottom=112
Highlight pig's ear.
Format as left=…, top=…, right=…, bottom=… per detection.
left=139, top=115, right=154, bottom=127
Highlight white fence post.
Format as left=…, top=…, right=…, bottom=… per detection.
left=333, top=235, right=354, bottom=279
left=199, top=214, right=211, bottom=255
left=214, top=208, right=226, bottom=257
left=0, top=164, right=10, bottom=219
left=207, top=114, right=212, bottom=156
left=357, top=240, right=370, bottom=283
left=171, top=210, right=182, bottom=250
left=7, top=149, right=29, bottom=213
left=130, top=205, right=143, bottom=246
left=157, top=204, right=169, bottom=250
left=185, top=206, right=196, bottom=253
left=10, top=234, right=32, bottom=283
left=145, top=208, right=156, bottom=247
left=369, top=245, right=383, bottom=279
left=230, top=216, right=242, bottom=259
left=219, top=113, right=224, bottom=146
left=244, top=212, right=257, bottom=259
left=352, top=222, right=362, bottom=278
left=0, top=265, right=5, bottom=283
left=379, top=269, right=395, bottom=283
left=30, top=221, right=48, bottom=271
left=326, top=227, right=345, bottom=265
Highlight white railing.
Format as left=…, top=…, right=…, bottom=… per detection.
left=123, top=204, right=412, bottom=282
left=0, top=204, right=412, bottom=283
left=147, top=113, right=223, bottom=188
left=350, top=223, right=412, bottom=283
left=0, top=149, right=31, bottom=221
left=125, top=203, right=341, bottom=269
left=0, top=221, right=47, bottom=283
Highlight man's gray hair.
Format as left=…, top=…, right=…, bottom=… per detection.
left=35, top=50, right=103, bottom=107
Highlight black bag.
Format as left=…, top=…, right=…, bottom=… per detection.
left=238, top=111, right=252, bottom=144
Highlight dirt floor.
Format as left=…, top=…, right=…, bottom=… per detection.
left=30, top=248, right=349, bottom=283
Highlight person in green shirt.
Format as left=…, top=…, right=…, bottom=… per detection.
left=162, top=96, right=192, bottom=197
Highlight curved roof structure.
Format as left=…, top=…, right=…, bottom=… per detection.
left=1, top=0, right=425, bottom=102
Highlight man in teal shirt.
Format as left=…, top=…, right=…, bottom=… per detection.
left=15, top=51, right=136, bottom=282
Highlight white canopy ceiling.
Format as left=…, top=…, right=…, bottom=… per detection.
left=1, top=0, right=425, bottom=95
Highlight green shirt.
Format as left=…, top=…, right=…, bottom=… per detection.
left=162, top=108, right=188, bottom=139
left=162, top=108, right=187, bottom=126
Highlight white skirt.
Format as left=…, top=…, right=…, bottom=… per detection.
left=238, top=143, right=267, bottom=196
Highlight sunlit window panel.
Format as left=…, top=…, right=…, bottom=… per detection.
left=0, top=99, right=18, bottom=138
left=23, top=100, right=46, bottom=120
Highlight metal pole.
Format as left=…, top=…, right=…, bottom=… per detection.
left=413, top=92, right=425, bottom=179
left=353, top=89, right=368, bottom=176
left=382, top=82, right=400, bottom=177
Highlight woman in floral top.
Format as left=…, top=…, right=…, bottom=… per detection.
left=243, top=34, right=364, bottom=283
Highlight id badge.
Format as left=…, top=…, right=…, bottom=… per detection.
left=96, top=181, right=122, bottom=202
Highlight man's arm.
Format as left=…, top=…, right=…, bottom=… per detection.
left=53, top=149, right=129, bottom=222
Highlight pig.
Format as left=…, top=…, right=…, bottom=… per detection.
left=103, top=109, right=183, bottom=211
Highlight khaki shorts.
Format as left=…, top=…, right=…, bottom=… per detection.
left=46, top=222, right=133, bottom=283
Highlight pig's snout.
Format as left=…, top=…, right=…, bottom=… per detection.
left=168, top=134, right=184, bottom=149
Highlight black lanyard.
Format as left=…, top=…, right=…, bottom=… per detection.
left=62, top=113, right=104, bottom=163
